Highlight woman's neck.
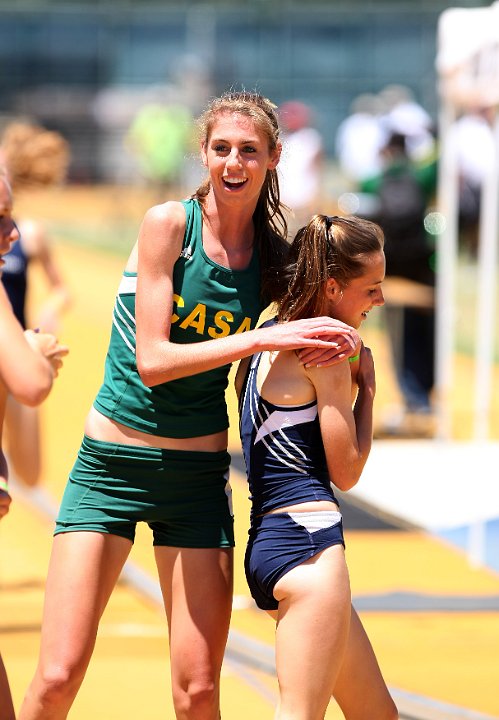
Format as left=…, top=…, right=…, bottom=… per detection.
left=203, top=192, right=256, bottom=251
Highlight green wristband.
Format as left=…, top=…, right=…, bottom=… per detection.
left=348, top=353, right=360, bottom=363
left=0, top=478, right=8, bottom=493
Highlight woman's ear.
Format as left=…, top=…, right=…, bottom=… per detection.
left=325, top=278, right=341, bottom=301
left=268, top=142, right=282, bottom=170
left=201, top=142, right=208, bottom=167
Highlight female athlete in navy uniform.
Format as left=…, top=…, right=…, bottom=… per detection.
left=237, top=214, right=398, bottom=719
left=19, top=93, right=359, bottom=720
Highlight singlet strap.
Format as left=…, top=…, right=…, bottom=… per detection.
left=180, top=199, right=202, bottom=258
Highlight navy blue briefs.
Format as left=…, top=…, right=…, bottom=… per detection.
left=244, top=510, right=345, bottom=610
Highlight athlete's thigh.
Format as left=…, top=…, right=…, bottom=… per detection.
left=38, top=531, right=132, bottom=665
left=274, top=546, right=351, bottom=714
left=333, top=606, right=397, bottom=719
left=155, top=546, right=233, bottom=676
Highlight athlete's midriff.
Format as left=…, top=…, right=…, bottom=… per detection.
left=84, top=406, right=229, bottom=452
left=264, top=500, right=340, bottom=515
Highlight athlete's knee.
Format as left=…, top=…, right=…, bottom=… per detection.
left=30, top=661, right=86, bottom=709
left=172, top=676, right=219, bottom=720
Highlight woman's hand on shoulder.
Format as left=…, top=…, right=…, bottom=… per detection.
left=272, top=317, right=360, bottom=367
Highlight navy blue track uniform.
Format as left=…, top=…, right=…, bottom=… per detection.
left=238, top=321, right=344, bottom=610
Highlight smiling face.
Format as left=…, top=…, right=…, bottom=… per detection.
left=325, top=250, right=385, bottom=329
left=201, top=112, right=280, bottom=209
left=0, top=177, right=19, bottom=273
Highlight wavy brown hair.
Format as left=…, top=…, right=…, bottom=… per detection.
left=192, top=90, right=289, bottom=304
left=277, top=214, right=384, bottom=322
left=1, top=121, right=70, bottom=190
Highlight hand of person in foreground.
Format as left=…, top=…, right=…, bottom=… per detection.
left=24, top=329, right=69, bottom=378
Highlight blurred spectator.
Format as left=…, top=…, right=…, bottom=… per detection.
left=93, top=54, right=212, bottom=187
left=92, top=85, right=147, bottom=184
left=278, top=100, right=324, bottom=235
left=0, top=121, right=72, bottom=488
left=451, top=106, right=496, bottom=255
left=359, top=131, right=438, bottom=437
left=126, top=98, right=194, bottom=199
left=335, top=93, right=387, bottom=184
left=378, top=84, right=436, bottom=163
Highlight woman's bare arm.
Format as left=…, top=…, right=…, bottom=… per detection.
left=307, top=345, right=375, bottom=491
left=0, top=285, right=68, bottom=406
left=134, top=202, right=357, bottom=387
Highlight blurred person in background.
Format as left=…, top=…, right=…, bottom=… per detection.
left=19, top=90, right=357, bottom=720
left=378, top=84, right=436, bottom=163
left=93, top=54, right=211, bottom=188
left=359, top=131, right=437, bottom=437
left=451, top=106, right=496, bottom=256
left=0, top=121, right=71, bottom=489
left=126, top=96, right=194, bottom=200
left=278, top=100, right=324, bottom=235
left=0, top=169, right=68, bottom=720
left=335, top=93, right=387, bottom=185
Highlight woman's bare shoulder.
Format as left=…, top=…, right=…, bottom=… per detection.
left=138, top=200, right=188, bottom=266
left=143, top=199, right=187, bottom=229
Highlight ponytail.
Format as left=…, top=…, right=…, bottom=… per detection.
left=278, top=214, right=384, bottom=322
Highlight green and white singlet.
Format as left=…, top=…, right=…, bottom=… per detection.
left=93, top=198, right=263, bottom=438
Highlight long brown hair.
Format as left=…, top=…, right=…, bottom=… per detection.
left=193, top=90, right=289, bottom=303
left=278, top=214, right=384, bottom=322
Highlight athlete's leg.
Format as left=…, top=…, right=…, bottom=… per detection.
left=19, top=531, right=132, bottom=720
left=333, top=606, right=398, bottom=719
left=4, top=396, right=41, bottom=488
left=0, top=652, right=15, bottom=720
left=272, top=545, right=351, bottom=720
left=155, top=546, right=233, bottom=720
